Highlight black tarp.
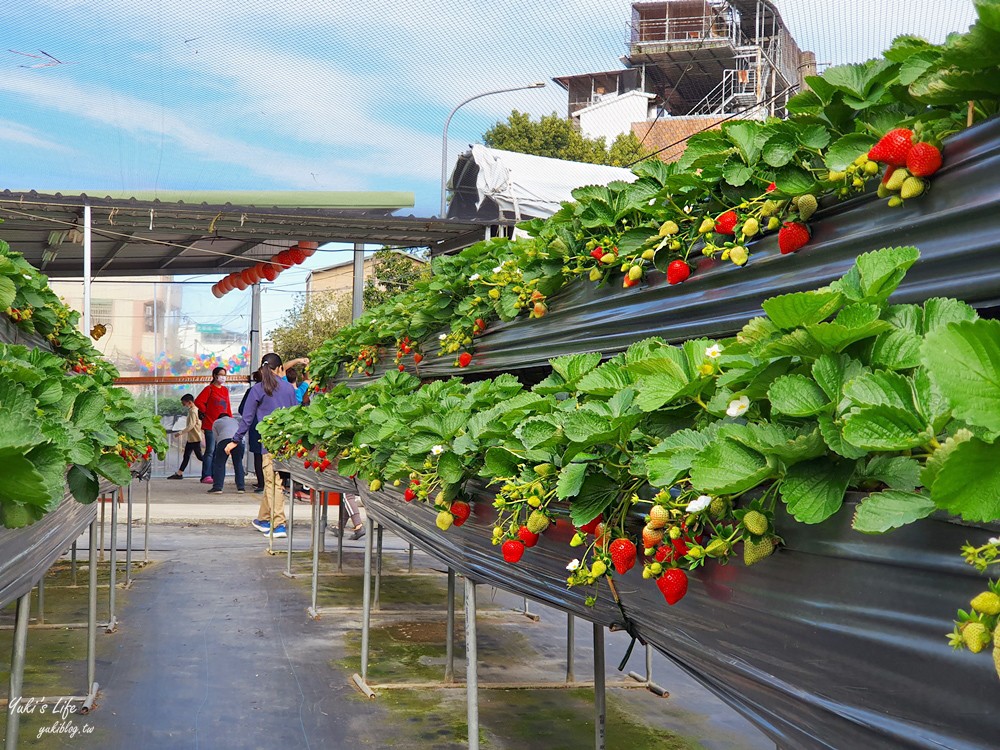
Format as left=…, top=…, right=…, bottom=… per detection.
left=356, top=483, right=1000, bottom=750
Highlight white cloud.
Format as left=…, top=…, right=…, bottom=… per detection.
left=0, top=118, right=73, bottom=153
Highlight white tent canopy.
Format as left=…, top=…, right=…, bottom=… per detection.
left=447, top=145, right=636, bottom=221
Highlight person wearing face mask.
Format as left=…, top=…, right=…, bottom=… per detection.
left=228, top=353, right=302, bottom=538
left=194, top=366, right=232, bottom=485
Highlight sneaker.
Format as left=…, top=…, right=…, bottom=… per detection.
left=270, top=524, right=287, bottom=539
left=251, top=519, right=270, bottom=533
left=207, top=488, right=223, bottom=494
left=167, top=473, right=183, bottom=480
left=200, top=477, right=213, bottom=484
left=236, top=488, right=246, bottom=494
left=350, top=527, right=366, bottom=541
left=254, top=487, right=264, bottom=494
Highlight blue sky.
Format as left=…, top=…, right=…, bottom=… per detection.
left=1, top=0, right=978, bottom=335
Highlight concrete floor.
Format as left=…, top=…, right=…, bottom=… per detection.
left=0, top=480, right=774, bottom=749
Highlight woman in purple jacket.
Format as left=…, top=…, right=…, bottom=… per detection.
left=227, top=353, right=300, bottom=539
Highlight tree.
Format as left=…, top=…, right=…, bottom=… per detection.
left=482, top=110, right=650, bottom=167
left=362, top=248, right=430, bottom=309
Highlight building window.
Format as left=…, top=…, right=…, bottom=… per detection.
left=92, top=298, right=114, bottom=322
left=144, top=301, right=155, bottom=332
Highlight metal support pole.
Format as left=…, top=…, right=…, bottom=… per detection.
left=373, top=524, right=383, bottom=611
left=358, top=517, right=375, bottom=683
left=284, top=477, right=295, bottom=577
left=144, top=477, right=151, bottom=562
left=250, top=282, right=262, bottom=383
left=5, top=591, right=32, bottom=747
left=520, top=596, right=539, bottom=621
left=465, top=577, right=479, bottom=750
left=627, top=644, right=668, bottom=697
left=408, top=542, right=414, bottom=573
left=336, top=498, right=344, bottom=573
left=445, top=568, right=456, bottom=682
left=594, top=623, right=606, bottom=750
left=37, top=576, right=45, bottom=624
left=308, top=495, right=321, bottom=619
left=319, top=499, right=328, bottom=554
left=99, top=496, right=106, bottom=562
left=107, top=489, right=119, bottom=632
left=71, top=541, right=78, bottom=586
left=125, top=481, right=134, bottom=587
left=352, top=243, right=364, bottom=321
left=566, top=614, right=575, bottom=683
left=87, top=520, right=97, bottom=691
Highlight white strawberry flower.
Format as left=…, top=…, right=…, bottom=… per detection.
left=989, top=537, right=1000, bottom=546
left=438, top=333, right=448, bottom=341
left=431, top=445, right=444, bottom=455
left=469, top=273, right=481, bottom=281
left=705, top=343, right=723, bottom=359
left=492, top=266, right=502, bottom=273
left=566, top=559, right=580, bottom=571
left=727, top=395, right=750, bottom=417
left=686, top=495, right=712, bottom=513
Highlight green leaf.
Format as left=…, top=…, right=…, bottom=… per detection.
left=923, top=319, right=1000, bottom=433
left=94, top=453, right=131, bottom=487
left=921, top=428, right=974, bottom=491
left=824, top=134, right=878, bottom=171
left=516, top=417, right=561, bottom=451
left=556, top=462, right=588, bottom=499
left=870, top=328, right=922, bottom=370
left=484, top=447, right=521, bottom=479
left=922, top=297, right=978, bottom=332
left=780, top=459, right=856, bottom=524
left=0, top=381, right=45, bottom=452
left=843, top=370, right=916, bottom=411
left=569, top=472, right=620, bottom=527
left=71, top=390, right=108, bottom=431
left=834, top=246, right=920, bottom=304
left=761, top=289, right=844, bottom=330
left=812, top=354, right=865, bottom=402
left=841, top=405, right=929, bottom=450
left=852, top=490, right=936, bottom=533
left=576, top=361, right=634, bottom=396
left=817, top=415, right=868, bottom=459
left=436, top=452, right=464, bottom=484
left=68, top=464, right=99, bottom=505
left=797, top=124, right=831, bottom=150
left=617, top=228, right=658, bottom=254
left=560, top=411, right=612, bottom=444
left=786, top=89, right=823, bottom=115
left=930, top=437, right=1000, bottom=522
left=859, top=455, right=921, bottom=491
left=690, top=438, right=772, bottom=495
left=722, top=160, right=753, bottom=187
left=761, top=132, right=798, bottom=167
left=0, top=447, right=50, bottom=508
left=0, top=276, right=15, bottom=311
left=805, top=304, right=891, bottom=351
left=723, top=121, right=762, bottom=163
left=767, top=374, right=830, bottom=417
left=773, top=165, right=817, bottom=194
left=26, top=443, right=66, bottom=508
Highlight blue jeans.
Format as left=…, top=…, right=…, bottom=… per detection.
left=202, top=430, right=216, bottom=479
left=211, top=439, right=245, bottom=491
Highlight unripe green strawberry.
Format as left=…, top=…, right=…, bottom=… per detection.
left=1, top=503, right=34, bottom=529
left=641, top=249, right=656, bottom=261
left=658, top=220, right=679, bottom=236
left=589, top=268, right=602, bottom=282
left=963, top=622, right=990, bottom=653
left=628, top=265, right=643, bottom=281
left=888, top=196, right=903, bottom=208
left=533, top=463, right=555, bottom=476
left=796, top=194, right=818, bottom=221
left=600, top=253, right=617, bottom=265
left=900, top=176, right=925, bottom=199
left=827, top=170, right=846, bottom=181
left=668, top=240, right=681, bottom=251
left=369, top=479, right=382, bottom=492
left=877, top=182, right=892, bottom=198
left=705, top=538, right=730, bottom=557
left=742, top=510, right=768, bottom=535
left=743, top=537, right=774, bottom=566
left=885, top=167, right=909, bottom=192
left=698, top=217, right=715, bottom=233
left=620, top=262, right=630, bottom=273
left=436, top=511, right=454, bottom=531
left=971, top=592, right=1000, bottom=616
left=708, top=497, right=727, bottom=520
left=649, top=562, right=663, bottom=575
left=767, top=217, right=780, bottom=231
left=863, top=160, right=879, bottom=176
left=591, top=560, right=607, bottom=577
left=760, top=199, right=780, bottom=217
left=729, top=246, right=749, bottom=266
left=993, top=646, right=1000, bottom=680
left=527, top=510, right=550, bottom=534
left=741, top=218, right=759, bottom=238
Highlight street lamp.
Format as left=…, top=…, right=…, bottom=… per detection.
left=440, top=82, right=546, bottom=218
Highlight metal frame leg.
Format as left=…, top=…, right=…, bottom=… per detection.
left=143, top=478, right=151, bottom=562
left=319, top=499, right=329, bottom=554
left=5, top=591, right=32, bottom=747
left=71, top=541, right=78, bottom=587
left=627, top=644, right=668, bottom=697
left=445, top=568, right=455, bottom=682
left=351, top=517, right=376, bottom=699
left=107, top=489, right=118, bottom=632
left=84, top=520, right=99, bottom=711
left=37, top=576, right=45, bottom=625
left=566, top=614, right=575, bottom=683
left=284, top=477, right=296, bottom=578
left=337, top=498, right=344, bottom=573
left=125, top=482, right=134, bottom=587
left=99, top=496, right=106, bottom=562
left=408, top=543, right=414, bottom=573
left=594, top=623, right=606, bottom=750
left=308, top=496, right=321, bottom=619
left=465, top=578, right=479, bottom=750
left=373, top=524, right=383, bottom=611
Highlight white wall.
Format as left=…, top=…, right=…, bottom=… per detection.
left=576, top=91, right=654, bottom=142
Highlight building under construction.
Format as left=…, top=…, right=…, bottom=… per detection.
left=554, top=0, right=815, bottom=160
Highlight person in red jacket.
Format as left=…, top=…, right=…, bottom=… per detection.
left=194, top=367, right=232, bottom=484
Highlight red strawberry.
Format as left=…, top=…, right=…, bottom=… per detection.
left=579, top=514, right=603, bottom=536
left=906, top=142, right=942, bottom=177
left=304, top=460, right=312, bottom=468
left=714, top=210, right=738, bottom=235
left=413, top=353, right=423, bottom=365
left=403, top=488, right=416, bottom=502
left=609, top=538, right=637, bottom=575
left=474, top=317, right=486, bottom=332
left=642, top=525, right=665, bottom=549
left=623, top=276, right=638, bottom=288
left=502, top=539, right=525, bottom=563
left=517, top=525, right=540, bottom=548
left=671, top=537, right=689, bottom=557
left=450, top=500, right=471, bottom=527
left=590, top=247, right=604, bottom=260
left=317, top=450, right=327, bottom=458
left=457, top=352, right=472, bottom=368
left=657, top=568, right=689, bottom=605
left=868, top=128, right=913, bottom=167
left=880, top=165, right=897, bottom=186
left=654, top=545, right=674, bottom=563
left=666, top=260, right=690, bottom=285
left=398, top=364, right=405, bottom=371
left=766, top=182, right=776, bottom=192
left=777, top=222, right=810, bottom=254
left=320, top=459, right=331, bottom=470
